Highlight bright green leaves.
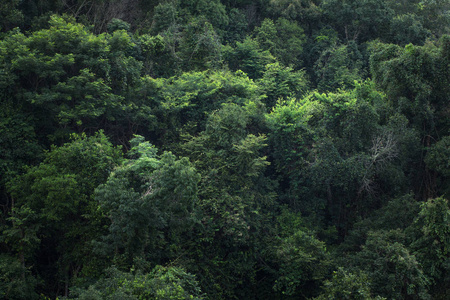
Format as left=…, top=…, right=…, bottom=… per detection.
left=73, top=266, right=204, bottom=300
left=258, top=62, right=310, bottom=108
left=33, top=68, right=121, bottom=127
left=142, top=70, right=262, bottom=147
left=0, top=15, right=146, bottom=144
left=9, top=131, right=122, bottom=220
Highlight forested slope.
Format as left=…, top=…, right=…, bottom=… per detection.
left=0, top=1, right=449, bottom=299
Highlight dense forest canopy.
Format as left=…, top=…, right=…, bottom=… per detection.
left=0, top=1, right=449, bottom=299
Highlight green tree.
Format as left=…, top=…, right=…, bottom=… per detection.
left=6, top=131, right=122, bottom=297
left=350, top=230, right=430, bottom=299
left=322, top=0, right=393, bottom=42
left=179, top=17, right=222, bottom=71
left=258, top=62, right=310, bottom=108
left=0, top=254, right=39, bottom=300
left=268, top=0, right=322, bottom=36
left=425, top=136, right=450, bottom=196
left=409, top=197, right=450, bottom=299
left=314, top=267, right=385, bottom=300
left=0, top=15, right=145, bottom=145
left=314, top=41, right=365, bottom=92
left=369, top=36, right=450, bottom=198
left=254, top=18, right=306, bottom=68
left=94, top=135, right=200, bottom=268
left=271, top=209, right=331, bottom=298
left=0, top=0, right=23, bottom=31
left=73, top=265, right=204, bottom=300
left=181, top=103, right=276, bottom=299
left=223, top=37, right=275, bottom=79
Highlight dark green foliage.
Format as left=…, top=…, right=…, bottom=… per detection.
left=180, top=103, right=278, bottom=299
left=5, top=131, right=122, bottom=296
left=254, top=17, right=306, bottom=68
left=0, top=254, right=39, bottom=300
left=350, top=230, right=431, bottom=299
left=409, top=198, right=450, bottom=298
left=313, top=267, right=385, bottom=300
left=1, top=3, right=450, bottom=300
left=271, top=209, right=330, bottom=298
left=0, top=0, right=23, bottom=32
left=388, top=14, right=431, bottom=46
left=223, top=37, right=275, bottom=79
left=322, top=0, right=393, bottom=42
left=425, top=136, right=450, bottom=195
left=314, top=41, right=365, bottom=92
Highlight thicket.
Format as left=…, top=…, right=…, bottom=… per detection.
left=0, top=1, right=449, bottom=299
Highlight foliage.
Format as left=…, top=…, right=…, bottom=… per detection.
left=1, top=3, right=450, bottom=299
left=351, top=230, right=431, bottom=299
left=5, top=131, right=122, bottom=296
left=94, top=135, right=200, bottom=267
left=313, top=267, right=385, bottom=300
left=73, top=265, right=204, bottom=300
left=223, top=37, right=275, bottom=79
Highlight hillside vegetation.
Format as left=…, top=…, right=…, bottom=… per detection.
left=0, top=1, right=449, bottom=299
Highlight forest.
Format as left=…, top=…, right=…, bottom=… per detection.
left=0, top=0, right=449, bottom=299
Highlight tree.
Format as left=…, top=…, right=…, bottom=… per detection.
left=0, top=15, right=145, bottom=145
left=321, top=0, right=393, bottom=42
left=6, top=131, right=122, bottom=297
left=0, top=0, right=23, bottom=31
left=314, top=267, right=385, bottom=300
left=254, top=18, right=306, bottom=68
left=271, top=209, right=331, bottom=298
left=314, top=41, right=365, bottom=92
left=73, top=265, right=204, bottom=300
left=257, top=62, right=310, bottom=108
left=94, top=135, right=200, bottom=268
left=409, top=197, right=450, bottom=298
left=350, top=230, right=430, bottom=299
left=223, top=37, right=275, bottom=79
left=268, top=0, right=322, bottom=36
left=139, top=70, right=262, bottom=149
left=369, top=36, right=450, bottom=198
left=425, top=136, right=450, bottom=195
left=181, top=103, right=276, bottom=299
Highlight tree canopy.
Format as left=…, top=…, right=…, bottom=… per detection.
left=1, top=1, right=449, bottom=299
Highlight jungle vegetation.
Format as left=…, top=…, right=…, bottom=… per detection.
left=0, top=1, right=449, bottom=299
